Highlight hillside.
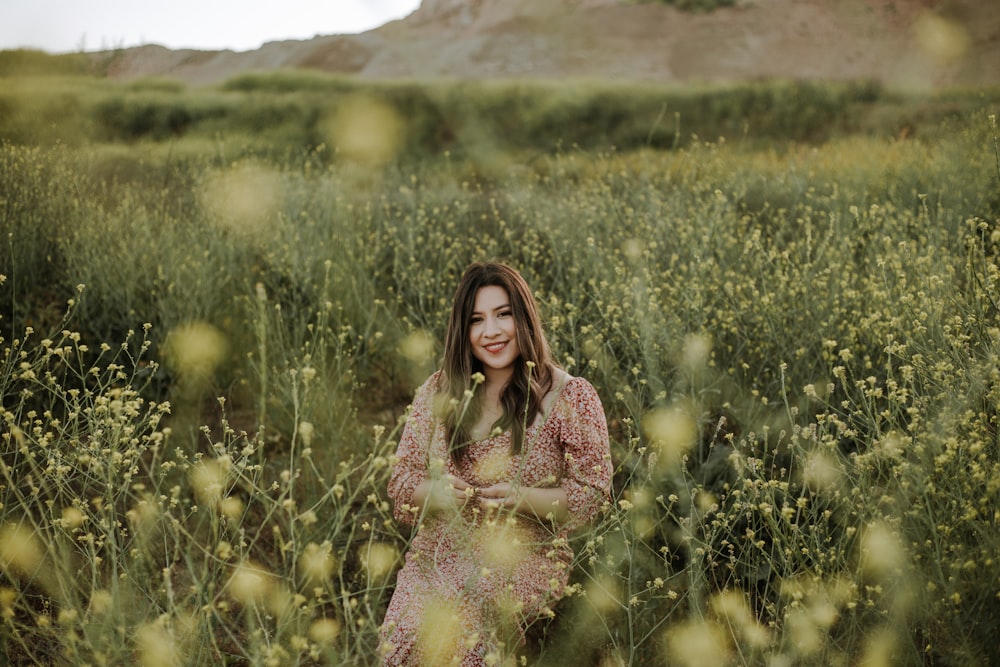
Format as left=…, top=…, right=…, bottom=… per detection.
left=99, top=0, right=1000, bottom=87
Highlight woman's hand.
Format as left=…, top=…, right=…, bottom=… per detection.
left=478, top=483, right=569, bottom=524
left=412, top=475, right=476, bottom=514
left=477, top=482, right=523, bottom=511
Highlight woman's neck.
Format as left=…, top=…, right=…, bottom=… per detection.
left=481, top=368, right=513, bottom=401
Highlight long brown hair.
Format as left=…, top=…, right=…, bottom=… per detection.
left=439, top=262, right=555, bottom=463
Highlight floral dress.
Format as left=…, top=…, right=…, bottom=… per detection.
left=379, top=371, right=612, bottom=666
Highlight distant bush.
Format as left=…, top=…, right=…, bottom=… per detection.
left=0, top=49, right=96, bottom=77
left=3, top=70, right=998, bottom=164
left=122, top=77, right=187, bottom=93
left=94, top=94, right=194, bottom=140
left=222, top=69, right=358, bottom=94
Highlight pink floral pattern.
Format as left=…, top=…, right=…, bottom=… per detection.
left=379, top=371, right=612, bottom=666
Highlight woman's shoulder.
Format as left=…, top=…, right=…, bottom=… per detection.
left=412, top=370, right=444, bottom=402
left=554, top=368, right=595, bottom=391
left=424, top=369, right=444, bottom=388
left=542, top=371, right=606, bottom=435
left=549, top=369, right=602, bottom=409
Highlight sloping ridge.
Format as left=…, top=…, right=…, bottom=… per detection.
left=101, top=0, right=1000, bottom=87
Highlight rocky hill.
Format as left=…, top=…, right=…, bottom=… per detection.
left=101, top=0, right=999, bottom=87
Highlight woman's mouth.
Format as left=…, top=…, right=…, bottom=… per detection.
left=484, top=342, right=507, bottom=354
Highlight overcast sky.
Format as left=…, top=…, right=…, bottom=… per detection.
left=0, top=1, right=423, bottom=54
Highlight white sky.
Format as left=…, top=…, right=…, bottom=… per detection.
left=0, top=1, right=423, bottom=54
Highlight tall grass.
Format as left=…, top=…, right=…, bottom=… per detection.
left=1, top=75, right=999, bottom=665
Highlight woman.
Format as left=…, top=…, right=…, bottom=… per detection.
left=379, top=262, right=612, bottom=666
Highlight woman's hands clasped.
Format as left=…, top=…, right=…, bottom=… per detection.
left=414, top=476, right=567, bottom=524
left=413, top=476, right=521, bottom=514
left=476, top=482, right=523, bottom=511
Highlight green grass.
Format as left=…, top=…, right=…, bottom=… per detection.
left=1, top=71, right=999, bottom=665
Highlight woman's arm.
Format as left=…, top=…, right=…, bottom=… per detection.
left=552, top=378, right=613, bottom=529
left=387, top=373, right=455, bottom=524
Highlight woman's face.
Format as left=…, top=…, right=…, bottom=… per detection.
left=469, top=285, right=520, bottom=379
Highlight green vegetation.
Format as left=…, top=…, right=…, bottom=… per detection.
left=1, top=64, right=999, bottom=665
left=0, top=49, right=99, bottom=78
left=0, top=65, right=988, bottom=158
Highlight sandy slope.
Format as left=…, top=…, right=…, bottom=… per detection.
left=101, top=0, right=999, bottom=87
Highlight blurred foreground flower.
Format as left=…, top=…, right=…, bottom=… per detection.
left=89, top=589, right=113, bottom=615
left=710, top=589, right=769, bottom=649
left=309, top=617, right=341, bottom=644
left=360, top=542, right=399, bottom=581
left=680, top=332, right=712, bottom=371
left=860, top=521, right=908, bottom=579
left=218, top=495, right=244, bottom=520
left=480, top=522, right=527, bottom=573
left=859, top=627, right=899, bottom=667
left=399, top=329, right=435, bottom=364
left=299, top=541, right=337, bottom=585
left=801, top=449, right=843, bottom=492
left=136, top=619, right=181, bottom=667
left=163, top=322, right=228, bottom=390
left=643, top=405, right=697, bottom=472
left=585, top=575, right=620, bottom=614
left=298, top=420, right=315, bottom=447
left=324, top=95, right=403, bottom=166
left=913, top=12, right=969, bottom=65
left=417, top=597, right=463, bottom=665
left=190, top=458, right=229, bottom=507
left=664, top=619, right=732, bottom=667
left=200, top=162, right=283, bottom=238
left=228, top=560, right=274, bottom=606
left=60, top=506, right=86, bottom=530
left=0, top=524, right=44, bottom=583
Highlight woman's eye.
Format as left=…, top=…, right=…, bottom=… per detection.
left=499, top=311, right=512, bottom=318
left=470, top=317, right=483, bottom=324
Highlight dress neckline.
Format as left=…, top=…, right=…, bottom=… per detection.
left=469, top=369, right=574, bottom=444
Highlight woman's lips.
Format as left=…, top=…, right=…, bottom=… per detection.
left=484, top=342, right=507, bottom=353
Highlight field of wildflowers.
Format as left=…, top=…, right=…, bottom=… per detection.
left=1, top=69, right=1000, bottom=665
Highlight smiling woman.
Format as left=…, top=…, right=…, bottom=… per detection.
left=379, top=261, right=613, bottom=666
left=468, top=284, right=521, bottom=387
left=0, top=0, right=421, bottom=53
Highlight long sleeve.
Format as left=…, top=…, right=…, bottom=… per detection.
left=557, top=378, right=613, bottom=530
left=387, top=372, right=441, bottom=525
